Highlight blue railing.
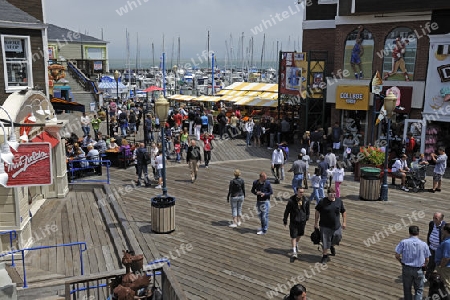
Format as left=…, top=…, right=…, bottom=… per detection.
left=67, top=62, right=98, bottom=94
left=69, top=258, right=170, bottom=296
left=0, top=230, right=17, bottom=266
left=68, top=159, right=111, bottom=184
left=0, top=241, right=87, bottom=288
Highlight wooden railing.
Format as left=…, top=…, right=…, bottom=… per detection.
left=64, top=264, right=187, bottom=300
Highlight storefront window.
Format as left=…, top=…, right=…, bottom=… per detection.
left=343, top=26, right=374, bottom=80
left=342, top=110, right=367, bottom=146
left=1, top=35, right=33, bottom=91
left=382, top=27, right=417, bottom=82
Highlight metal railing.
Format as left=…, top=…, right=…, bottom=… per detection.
left=68, top=159, right=111, bottom=184
left=0, top=230, right=17, bottom=266
left=0, top=241, right=87, bottom=288
left=67, top=62, right=99, bottom=94
left=65, top=259, right=171, bottom=300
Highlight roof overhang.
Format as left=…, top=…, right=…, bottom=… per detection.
left=0, top=21, right=46, bottom=30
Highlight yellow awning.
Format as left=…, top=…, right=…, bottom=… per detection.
left=244, top=91, right=263, bottom=97
left=194, top=95, right=221, bottom=102
left=244, top=98, right=279, bottom=107
left=221, top=82, right=278, bottom=92
left=216, top=89, right=232, bottom=95
left=168, top=94, right=196, bottom=101
left=232, top=96, right=257, bottom=105
left=258, top=92, right=278, bottom=100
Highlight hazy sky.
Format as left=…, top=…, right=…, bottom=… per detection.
left=43, top=0, right=304, bottom=64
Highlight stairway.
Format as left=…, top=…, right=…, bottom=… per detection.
left=63, top=70, right=97, bottom=109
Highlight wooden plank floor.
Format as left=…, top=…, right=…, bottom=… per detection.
left=107, top=138, right=448, bottom=300
left=17, top=121, right=450, bottom=299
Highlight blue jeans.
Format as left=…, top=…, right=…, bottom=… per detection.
left=319, top=177, right=327, bottom=199
left=246, top=131, right=253, bottom=146
left=82, top=126, right=90, bottom=136
left=291, top=174, right=304, bottom=194
left=256, top=200, right=270, bottom=233
left=401, top=265, right=424, bottom=300
left=230, top=196, right=244, bottom=217
left=310, top=187, right=320, bottom=204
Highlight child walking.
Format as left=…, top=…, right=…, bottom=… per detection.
left=310, top=168, right=321, bottom=204
left=174, top=138, right=181, bottom=163
left=332, top=162, right=345, bottom=198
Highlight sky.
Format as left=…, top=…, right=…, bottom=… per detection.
left=43, top=0, right=304, bottom=66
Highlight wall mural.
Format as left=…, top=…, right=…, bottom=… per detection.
left=382, top=27, right=417, bottom=82
left=343, top=26, right=374, bottom=80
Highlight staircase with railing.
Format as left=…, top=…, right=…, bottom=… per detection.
left=64, top=62, right=98, bottom=108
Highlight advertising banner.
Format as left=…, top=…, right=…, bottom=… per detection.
left=279, top=52, right=308, bottom=96
left=336, top=85, right=370, bottom=111
left=4, top=143, right=52, bottom=187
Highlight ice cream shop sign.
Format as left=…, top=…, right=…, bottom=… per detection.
left=3, top=143, right=52, bottom=187
left=336, top=86, right=370, bottom=111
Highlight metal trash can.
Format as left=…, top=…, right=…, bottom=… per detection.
left=359, top=167, right=381, bottom=201
left=151, top=196, right=175, bottom=233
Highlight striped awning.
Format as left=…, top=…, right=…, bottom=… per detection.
left=258, top=92, right=278, bottom=100
left=241, top=98, right=278, bottom=107
left=231, top=96, right=257, bottom=105
left=221, top=82, right=278, bottom=92
left=220, top=95, right=255, bottom=103
left=168, top=94, right=196, bottom=101
left=194, top=95, right=221, bottom=102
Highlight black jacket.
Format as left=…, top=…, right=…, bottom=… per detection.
left=186, top=146, right=201, bottom=162
left=283, top=195, right=310, bottom=225
left=427, top=220, right=447, bottom=246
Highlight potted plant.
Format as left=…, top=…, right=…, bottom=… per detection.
left=354, top=146, right=385, bottom=181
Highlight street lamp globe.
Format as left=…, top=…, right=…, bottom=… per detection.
left=384, top=91, right=397, bottom=119
left=113, top=70, right=120, bottom=82
left=154, top=94, right=170, bottom=124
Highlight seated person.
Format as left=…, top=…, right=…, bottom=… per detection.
left=73, top=149, right=89, bottom=168
left=66, top=144, right=75, bottom=158
left=418, top=153, right=429, bottom=166
left=109, top=138, right=119, bottom=149
left=119, top=139, right=132, bottom=156
left=86, top=145, right=100, bottom=165
left=94, top=138, right=107, bottom=153
left=391, top=153, right=410, bottom=191
left=82, top=134, right=95, bottom=147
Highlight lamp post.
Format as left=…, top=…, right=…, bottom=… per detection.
left=154, top=94, right=170, bottom=196
left=380, top=91, right=398, bottom=201
left=114, top=70, right=120, bottom=107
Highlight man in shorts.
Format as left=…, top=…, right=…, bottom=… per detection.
left=430, top=146, right=447, bottom=193
left=283, top=189, right=310, bottom=258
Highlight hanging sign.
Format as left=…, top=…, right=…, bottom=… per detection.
left=4, top=143, right=52, bottom=187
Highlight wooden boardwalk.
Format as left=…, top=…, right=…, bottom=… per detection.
left=10, top=127, right=449, bottom=299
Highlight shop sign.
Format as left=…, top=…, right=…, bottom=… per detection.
left=4, top=38, right=23, bottom=53
left=4, top=143, right=52, bottom=187
left=336, top=86, right=369, bottom=110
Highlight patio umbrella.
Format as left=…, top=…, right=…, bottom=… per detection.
left=143, top=86, right=164, bottom=92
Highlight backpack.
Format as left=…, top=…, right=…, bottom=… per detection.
left=230, top=178, right=242, bottom=196
left=144, top=151, right=152, bottom=164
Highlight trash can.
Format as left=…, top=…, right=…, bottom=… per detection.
left=359, top=167, right=381, bottom=201
left=151, top=196, right=175, bottom=233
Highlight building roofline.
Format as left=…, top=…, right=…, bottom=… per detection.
left=0, top=20, right=46, bottom=30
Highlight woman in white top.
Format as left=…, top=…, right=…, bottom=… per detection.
left=331, top=162, right=345, bottom=198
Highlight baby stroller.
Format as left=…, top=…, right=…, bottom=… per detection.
left=405, top=163, right=427, bottom=192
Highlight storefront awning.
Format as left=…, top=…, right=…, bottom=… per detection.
left=50, top=97, right=85, bottom=113
left=258, top=92, right=278, bottom=100
left=31, top=131, right=60, bottom=148
left=168, top=94, right=196, bottom=101
left=194, top=95, right=221, bottom=102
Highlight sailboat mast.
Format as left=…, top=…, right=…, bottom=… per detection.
left=152, top=42, right=155, bottom=68
left=207, top=30, right=210, bottom=70
left=260, top=34, right=265, bottom=81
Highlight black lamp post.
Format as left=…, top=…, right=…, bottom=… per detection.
left=154, top=94, right=170, bottom=196
left=380, top=91, right=398, bottom=201
left=114, top=70, right=120, bottom=107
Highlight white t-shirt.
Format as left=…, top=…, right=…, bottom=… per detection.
left=392, top=159, right=407, bottom=172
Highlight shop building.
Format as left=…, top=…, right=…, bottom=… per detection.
left=302, top=0, right=450, bottom=151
